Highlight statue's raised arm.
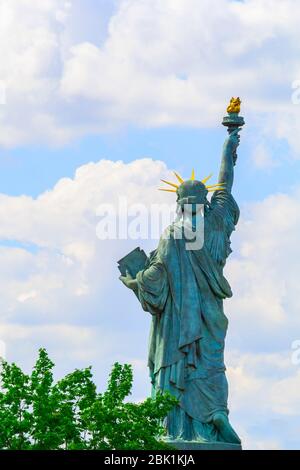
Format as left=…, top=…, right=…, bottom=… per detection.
left=218, top=129, right=240, bottom=193
left=219, top=97, right=245, bottom=193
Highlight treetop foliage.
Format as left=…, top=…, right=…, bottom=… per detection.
left=0, top=348, right=177, bottom=450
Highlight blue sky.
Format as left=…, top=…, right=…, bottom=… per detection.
left=0, top=0, right=300, bottom=450
left=1, top=125, right=298, bottom=202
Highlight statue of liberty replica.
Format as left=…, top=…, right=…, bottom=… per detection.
left=119, top=98, right=244, bottom=450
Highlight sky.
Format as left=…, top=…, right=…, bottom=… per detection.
left=0, top=0, right=300, bottom=449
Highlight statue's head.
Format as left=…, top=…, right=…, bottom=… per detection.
left=159, top=170, right=225, bottom=214
left=176, top=179, right=208, bottom=211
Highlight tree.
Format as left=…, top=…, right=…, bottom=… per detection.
left=0, top=349, right=177, bottom=450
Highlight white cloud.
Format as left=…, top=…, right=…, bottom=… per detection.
left=17, top=290, right=38, bottom=303
left=219, top=187, right=300, bottom=448
left=225, top=350, right=300, bottom=449
left=0, top=158, right=170, bottom=325
left=0, top=0, right=300, bottom=154
left=61, top=0, right=300, bottom=124
left=252, top=143, right=279, bottom=169
left=0, top=156, right=172, bottom=411
left=226, top=187, right=300, bottom=343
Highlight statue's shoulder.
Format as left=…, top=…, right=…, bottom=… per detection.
left=209, top=190, right=240, bottom=226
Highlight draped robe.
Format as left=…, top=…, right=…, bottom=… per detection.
left=135, top=190, right=239, bottom=442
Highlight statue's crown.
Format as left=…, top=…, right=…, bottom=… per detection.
left=159, top=169, right=225, bottom=197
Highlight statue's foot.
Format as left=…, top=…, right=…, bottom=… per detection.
left=212, top=412, right=241, bottom=445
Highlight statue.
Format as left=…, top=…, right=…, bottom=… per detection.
left=119, top=99, right=245, bottom=449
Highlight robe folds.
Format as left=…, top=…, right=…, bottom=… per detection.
left=136, top=190, right=239, bottom=441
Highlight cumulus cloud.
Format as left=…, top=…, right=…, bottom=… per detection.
left=226, top=350, right=300, bottom=449
left=252, top=143, right=279, bottom=169
left=221, top=187, right=300, bottom=448
left=0, top=0, right=73, bottom=146
left=0, top=157, right=170, bottom=324
left=0, top=0, right=300, bottom=154
left=0, top=156, right=172, bottom=396
left=226, top=187, right=300, bottom=348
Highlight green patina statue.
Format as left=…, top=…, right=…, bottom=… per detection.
left=119, top=99, right=244, bottom=449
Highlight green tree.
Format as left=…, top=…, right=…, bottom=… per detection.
left=0, top=361, right=32, bottom=449
left=0, top=349, right=177, bottom=450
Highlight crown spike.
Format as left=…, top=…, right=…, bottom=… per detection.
left=202, top=174, right=213, bottom=184
left=173, top=171, right=184, bottom=184
left=207, top=187, right=226, bottom=192
left=158, top=188, right=177, bottom=193
left=160, top=179, right=179, bottom=189
left=159, top=169, right=220, bottom=196
left=206, top=183, right=226, bottom=189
